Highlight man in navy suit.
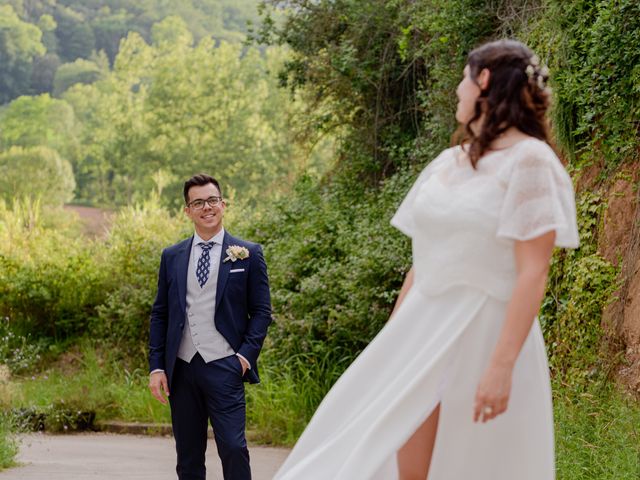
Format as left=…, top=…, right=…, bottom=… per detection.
left=149, top=173, right=272, bottom=480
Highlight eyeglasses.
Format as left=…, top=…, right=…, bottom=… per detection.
left=188, top=196, right=223, bottom=210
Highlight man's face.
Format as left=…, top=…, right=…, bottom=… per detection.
left=184, top=183, right=226, bottom=239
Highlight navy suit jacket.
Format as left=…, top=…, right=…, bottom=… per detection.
left=149, top=231, right=272, bottom=386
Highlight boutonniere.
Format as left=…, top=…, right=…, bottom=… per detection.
left=224, top=245, right=249, bottom=263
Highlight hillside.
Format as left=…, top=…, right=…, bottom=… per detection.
left=0, top=0, right=261, bottom=103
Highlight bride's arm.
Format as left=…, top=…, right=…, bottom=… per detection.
left=389, top=267, right=415, bottom=320
left=473, top=230, right=556, bottom=422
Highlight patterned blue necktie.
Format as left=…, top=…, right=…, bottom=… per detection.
left=196, top=242, right=214, bottom=288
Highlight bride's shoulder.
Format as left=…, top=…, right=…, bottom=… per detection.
left=493, top=137, right=567, bottom=178
left=427, top=146, right=461, bottom=170
left=508, top=137, right=560, bottom=164
left=504, top=137, right=573, bottom=186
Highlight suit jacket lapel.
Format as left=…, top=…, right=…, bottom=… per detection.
left=215, top=231, right=232, bottom=312
left=176, top=236, right=192, bottom=315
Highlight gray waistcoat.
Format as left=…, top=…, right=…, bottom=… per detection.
left=177, top=249, right=234, bottom=363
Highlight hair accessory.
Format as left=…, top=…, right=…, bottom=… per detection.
left=525, top=56, right=550, bottom=93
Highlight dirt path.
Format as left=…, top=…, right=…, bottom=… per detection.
left=0, top=433, right=290, bottom=479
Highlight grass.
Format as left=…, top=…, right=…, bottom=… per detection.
left=0, top=414, right=17, bottom=470
left=0, top=406, right=18, bottom=470
left=554, top=379, right=640, bottom=479
left=246, top=350, right=351, bottom=445
left=5, top=341, right=171, bottom=427
left=2, top=341, right=639, bottom=478
left=0, top=368, right=17, bottom=469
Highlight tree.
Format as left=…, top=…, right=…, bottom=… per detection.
left=37, top=13, right=58, bottom=52
left=53, top=5, right=95, bottom=62
left=0, top=94, right=78, bottom=163
left=0, top=146, right=75, bottom=205
left=151, top=15, right=193, bottom=49
left=91, top=9, right=132, bottom=64
left=53, top=58, right=103, bottom=96
left=0, top=4, right=46, bottom=103
left=30, top=52, right=61, bottom=94
left=59, top=24, right=326, bottom=208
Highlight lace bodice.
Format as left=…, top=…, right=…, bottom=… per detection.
left=391, top=138, right=579, bottom=301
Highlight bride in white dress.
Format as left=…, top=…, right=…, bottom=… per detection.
left=274, top=39, right=579, bottom=480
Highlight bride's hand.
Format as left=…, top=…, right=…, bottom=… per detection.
left=473, top=362, right=513, bottom=423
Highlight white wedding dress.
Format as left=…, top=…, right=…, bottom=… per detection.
left=274, top=138, right=579, bottom=480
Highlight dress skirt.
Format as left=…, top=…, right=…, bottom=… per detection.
left=274, top=285, right=555, bottom=480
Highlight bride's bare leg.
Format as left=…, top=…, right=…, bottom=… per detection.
left=397, top=404, right=440, bottom=480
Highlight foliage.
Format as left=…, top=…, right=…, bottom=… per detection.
left=256, top=0, right=494, bottom=182
left=242, top=0, right=498, bottom=379
left=0, top=318, right=45, bottom=375
left=94, top=202, right=188, bottom=353
left=30, top=53, right=62, bottom=95
left=0, top=198, right=191, bottom=347
left=0, top=3, right=328, bottom=210
left=242, top=172, right=414, bottom=365
left=12, top=404, right=95, bottom=433
left=0, top=0, right=264, bottom=103
left=541, top=191, right=619, bottom=381
left=52, top=58, right=104, bottom=96
left=0, top=146, right=76, bottom=206
left=61, top=33, right=324, bottom=208
left=0, top=93, right=78, bottom=161
left=523, top=0, right=640, bottom=168
left=0, top=201, right=104, bottom=338
left=6, top=341, right=171, bottom=426
left=0, top=4, right=46, bottom=103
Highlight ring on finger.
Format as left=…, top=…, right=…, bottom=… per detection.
left=483, top=406, right=493, bottom=415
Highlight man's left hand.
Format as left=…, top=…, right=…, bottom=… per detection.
left=237, top=355, right=249, bottom=376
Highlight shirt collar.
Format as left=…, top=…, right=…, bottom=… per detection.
left=193, top=228, right=225, bottom=247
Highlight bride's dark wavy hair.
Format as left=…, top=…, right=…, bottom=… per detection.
left=456, top=39, right=551, bottom=168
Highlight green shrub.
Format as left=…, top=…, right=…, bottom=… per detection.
left=0, top=200, right=106, bottom=339
left=541, top=0, right=640, bottom=169
left=12, top=404, right=95, bottom=433
left=0, top=199, right=186, bottom=350
left=0, top=146, right=76, bottom=206
left=541, top=191, right=619, bottom=381
left=0, top=318, right=45, bottom=375
left=243, top=170, right=415, bottom=367
left=95, top=203, right=188, bottom=353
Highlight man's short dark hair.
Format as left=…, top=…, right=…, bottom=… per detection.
left=183, top=174, right=222, bottom=205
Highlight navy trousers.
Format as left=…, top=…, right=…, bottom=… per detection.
left=170, top=353, right=251, bottom=480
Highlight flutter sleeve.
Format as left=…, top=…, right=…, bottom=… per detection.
left=497, top=142, right=579, bottom=248
left=391, top=149, right=450, bottom=238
